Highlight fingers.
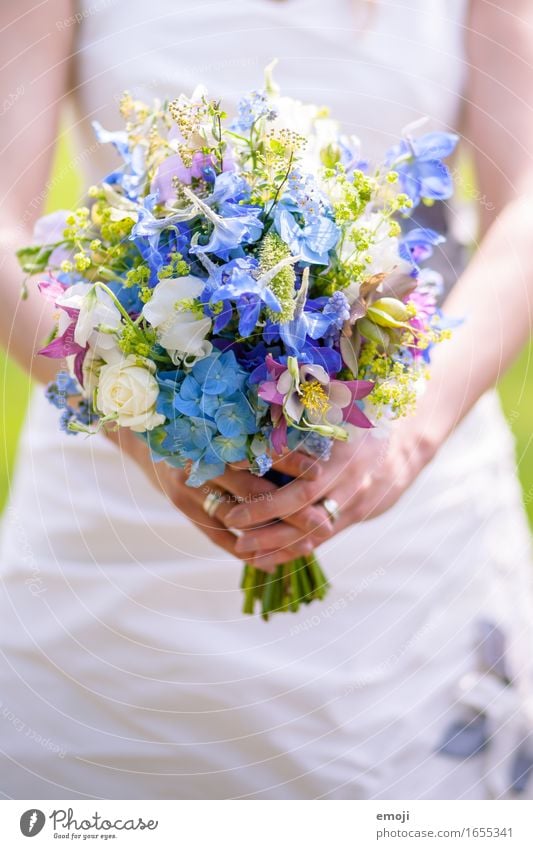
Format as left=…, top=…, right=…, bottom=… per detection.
left=235, top=520, right=318, bottom=560
left=169, top=483, right=282, bottom=572
left=210, top=467, right=332, bottom=537
left=225, top=476, right=332, bottom=531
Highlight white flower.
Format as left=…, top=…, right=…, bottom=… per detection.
left=300, top=117, right=341, bottom=173
left=142, top=276, right=212, bottom=365
left=96, top=355, right=165, bottom=432
left=78, top=344, right=122, bottom=402
left=57, top=283, right=122, bottom=355
left=269, top=95, right=319, bottom=137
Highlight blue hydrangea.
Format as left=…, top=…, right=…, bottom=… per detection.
left=152, top=351, right=259, bottom=486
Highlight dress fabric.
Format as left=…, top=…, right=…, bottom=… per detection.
left=1, top=0, right=533, bottom=800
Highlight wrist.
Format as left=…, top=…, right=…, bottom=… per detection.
left=397, top=411, right=444, bottom=476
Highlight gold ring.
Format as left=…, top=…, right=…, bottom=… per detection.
left=202, top=491, right=226, bottom=518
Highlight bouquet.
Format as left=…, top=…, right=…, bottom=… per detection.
left=18, top=63, right=456, bottom=619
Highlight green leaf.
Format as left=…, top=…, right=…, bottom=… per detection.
left=16, top=244, right=55, bottom=275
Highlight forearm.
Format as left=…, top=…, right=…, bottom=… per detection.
left=0, top=223, right=57, bottom=383
left=406, top=193, right=533, bottom=459
left=0, top=0, right=74, bottom=383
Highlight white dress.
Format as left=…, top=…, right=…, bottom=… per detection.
left=1, top=0, right=533, bottom=800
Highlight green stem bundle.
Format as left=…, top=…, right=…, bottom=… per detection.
left=240, top=554, right=329, bottom=621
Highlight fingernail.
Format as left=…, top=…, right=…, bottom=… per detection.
left=226, top=507, right=251, bottom=526
left=302, top=541, right=314, bottom=553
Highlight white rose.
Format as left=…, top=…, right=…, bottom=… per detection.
left=96, top=355, right=165, bottom=432
left=77, top=343, right=122, bottom=402
left=142, top=276, right=212, bottom=365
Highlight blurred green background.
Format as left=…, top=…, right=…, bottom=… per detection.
left=1, top=139, right=532, bottom=521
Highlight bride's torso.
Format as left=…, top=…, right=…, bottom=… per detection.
left=73, top=0, right=468, bottom=177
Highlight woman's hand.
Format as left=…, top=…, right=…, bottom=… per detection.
left=224, top=422, right=437, bottom=569
left=105, top=426, right=332, bottom=571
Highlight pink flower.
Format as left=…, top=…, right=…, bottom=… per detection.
left=258, top=355, right=374, bottom=441
left=38, top=279, right=87, bottom=384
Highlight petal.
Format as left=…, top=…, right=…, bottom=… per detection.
left=328, top=381, right=352, bottom=409
left=276, top=370, right=293, bottom=395
left=258, top=382, right=284, bottom=405
left=325, top=404, right=343, bottom=425
left=302, top=363, right=329, bottom=384
left=284, top=392, right=304, bottom=422
left=344, top=403, right=374, bottom=429
left=413, top=131, right=459, bottom=161
left=271, top=417, right=288, bottom=454
left=344, top=379, right=375, bottom=401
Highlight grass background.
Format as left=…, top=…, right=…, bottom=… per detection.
left=1, top=138, right=532, bottom=522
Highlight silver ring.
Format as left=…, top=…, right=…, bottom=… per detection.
left=321, top=497, right=340, bottom=523
left=202, top=491, right=226, bottom=518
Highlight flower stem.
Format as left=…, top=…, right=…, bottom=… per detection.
left=241, top=553, right=329, bottom=620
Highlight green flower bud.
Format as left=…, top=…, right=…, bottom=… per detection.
left=358, top=317, right=391, bottom=349
left=371, top=297, right=411, bottom=322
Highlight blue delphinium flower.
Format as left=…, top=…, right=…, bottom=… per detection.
left=183, top=186, right=264, bottom=258
left=278, top=271, right=335, bottom=354
left=274, top=205, right=340, bottom=265
left=207, top=256, right=283, bottom=333
left=132, top=194, right=193, bottom=251
left=399, top=227, right=445, bottom=274
left=207, top=172, right=253, bottom=212
left=271, top=170, right=340, bottom=265
left=92, top=121, right=147, bottom=201
left=132, top=224, right=193, bottom=286
left=386, top=131, right=458, bottom=206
